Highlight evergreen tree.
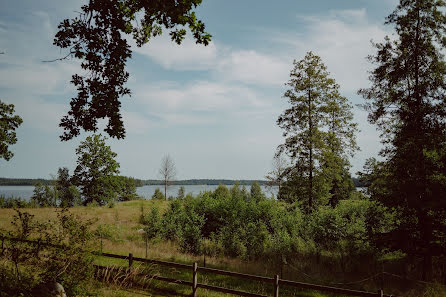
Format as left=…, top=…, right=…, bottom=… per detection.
left=177, top=186, right=185, bottom=200
left=321, top=89, right=358, bottom=207
left=277, top=52, right=358, bottom=211
left=358, top=0, right=446, bottom=279
left=152, top=188, right=165, bottom=200
left=250, top=181, right=265, bottom=202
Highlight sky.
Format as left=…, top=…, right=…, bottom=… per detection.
left=0, top=0, right=399, bottom=180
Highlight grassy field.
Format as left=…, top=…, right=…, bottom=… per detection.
left=1, top=200, right=444, bottom=297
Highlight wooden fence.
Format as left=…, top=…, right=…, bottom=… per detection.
left=93, top=251, right=394, bottom=297
left=1, top=236, right=394, bottom=297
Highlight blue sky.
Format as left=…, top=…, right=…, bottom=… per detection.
left=0, top=0, right=398, bottom=180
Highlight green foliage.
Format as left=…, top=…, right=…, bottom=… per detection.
left=214, top=184, right=230, bottom=199
left=142, top=207, right=162, bottom=240
left=177, top=186, right=185, bottom=200
left=0, top=178, right=53, bottom=186
left=0, top=209, right=95, bottom=296
left=115, top=176, right=138, bottom=201
left=56, top=167, right=81, bottom=207
left=30, top=182, right=58, bottom=207
left=265, top=154, right=288, bottom=199
left=151, top=188, right=165, bottom=200
left=179, top=203, right=204, bottom=255
left=0, top=100, right=23, bottom=161
left=250, top=181, right=265, bottom=202
left=145, top=184, right=397, bottom=276
left=94, top=224, right=120, bottom=242
left=72, top=134, right=120, bottom=205
left=161, top=200, right=184, bottom=241
left=0, top=196, right=36, bottom=208
left=277, top=52, right=358, bottom=211
left=153, top=185, right=309, bottom=261
left=358, top=0, right=446, bottom=279
left=55, top=0, right=211, bottom=140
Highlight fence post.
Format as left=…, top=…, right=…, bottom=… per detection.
left=192, top=262, right=198, bottom=297
left=378, top=289, right=383, bottom=297
left=129, top=253, right=133, bottom=270
left=274, top=274, right=279, bottom=297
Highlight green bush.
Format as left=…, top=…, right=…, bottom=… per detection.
left=143, top=207, right=162, bottom=240
left=94, top=224, right=121, bottom=242
left=151, top=188, right=165, bottom=200
left=179, top=206, right=204, bottom=255
left=161, top=200, right=184, bottom=241
left=0, top=209, right=95, bottom=296
left=0, top=195, right=37, bottom=208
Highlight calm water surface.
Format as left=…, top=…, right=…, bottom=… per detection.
left=0, top=185, right=278, bottom=200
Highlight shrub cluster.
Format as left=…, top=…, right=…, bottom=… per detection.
left=0, top=196, right=36, bottom=208
left=0, top=209, right=95, bottom=296
left=141, top=183, right=391, bottom=268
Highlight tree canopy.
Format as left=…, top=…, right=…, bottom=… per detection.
left=72, top=134, right=120, bottom=205
left=358, top=0, right=446, bottom=280
left=54, top=0, right=211, bottom=141
left=0, top=100, right=23, bottom=161
left=277, top=52, right=358, bottom=211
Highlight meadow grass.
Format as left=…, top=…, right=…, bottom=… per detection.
left=0, top=200, right=444, bottom=297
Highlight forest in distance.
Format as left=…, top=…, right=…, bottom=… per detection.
left=0, top=177, right=367, bottom=187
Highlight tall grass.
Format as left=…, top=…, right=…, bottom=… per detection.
left=0, top=200, right=444, bottom=297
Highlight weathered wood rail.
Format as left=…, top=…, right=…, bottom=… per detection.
left=1, top=236, right=394, bottom=297
left=94, top=251, right=393, bottom=297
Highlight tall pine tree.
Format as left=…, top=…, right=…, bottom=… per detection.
left=278, top=52, right=358, bottom=211
left=321, top=87, right=359, bottom=207
left=359, top=0, right=446, bottom=279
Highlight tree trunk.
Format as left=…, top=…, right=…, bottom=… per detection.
left=420, top=210, right=433, bottom=280
left=308, top=89, right=313, bottom=210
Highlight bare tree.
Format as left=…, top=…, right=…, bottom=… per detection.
left=265, top=154, right=288, bottom=198
left=158, top=154, right=176, bottom=200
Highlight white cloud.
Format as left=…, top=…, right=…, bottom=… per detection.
left=216, top=50, right=290, bottom=86
left=32, top=11, right=54, bottom=40
left=134, top=80, right=267, bottom=113
left=0, top=62, right=78, bottom=96
left=0, top=12, right=81, bottom=135
left=129, top=8, right=388, bottom=92
left=0, top=4, right=390, bottom=179
left=121, top=111, right=156, bottom=135
left=130, top=35, right=218, bottom=71
left=289, top=8, right=390, bottom=94
left=132, top=36, right=290, bottom=86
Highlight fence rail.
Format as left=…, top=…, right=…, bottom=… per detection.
left=1, top=236, right=393, bottom=297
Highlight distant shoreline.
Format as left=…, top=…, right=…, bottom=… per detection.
left=0, top=177, right=269, bottom=187
left=0, top=177, right=366, bottom=187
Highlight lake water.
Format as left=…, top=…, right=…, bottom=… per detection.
left=0, top=185, right=279, bottom=200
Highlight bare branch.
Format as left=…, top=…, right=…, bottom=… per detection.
left=42, top=51, right=74, bottom=63
left=158, top=154, right=176, bottom=200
